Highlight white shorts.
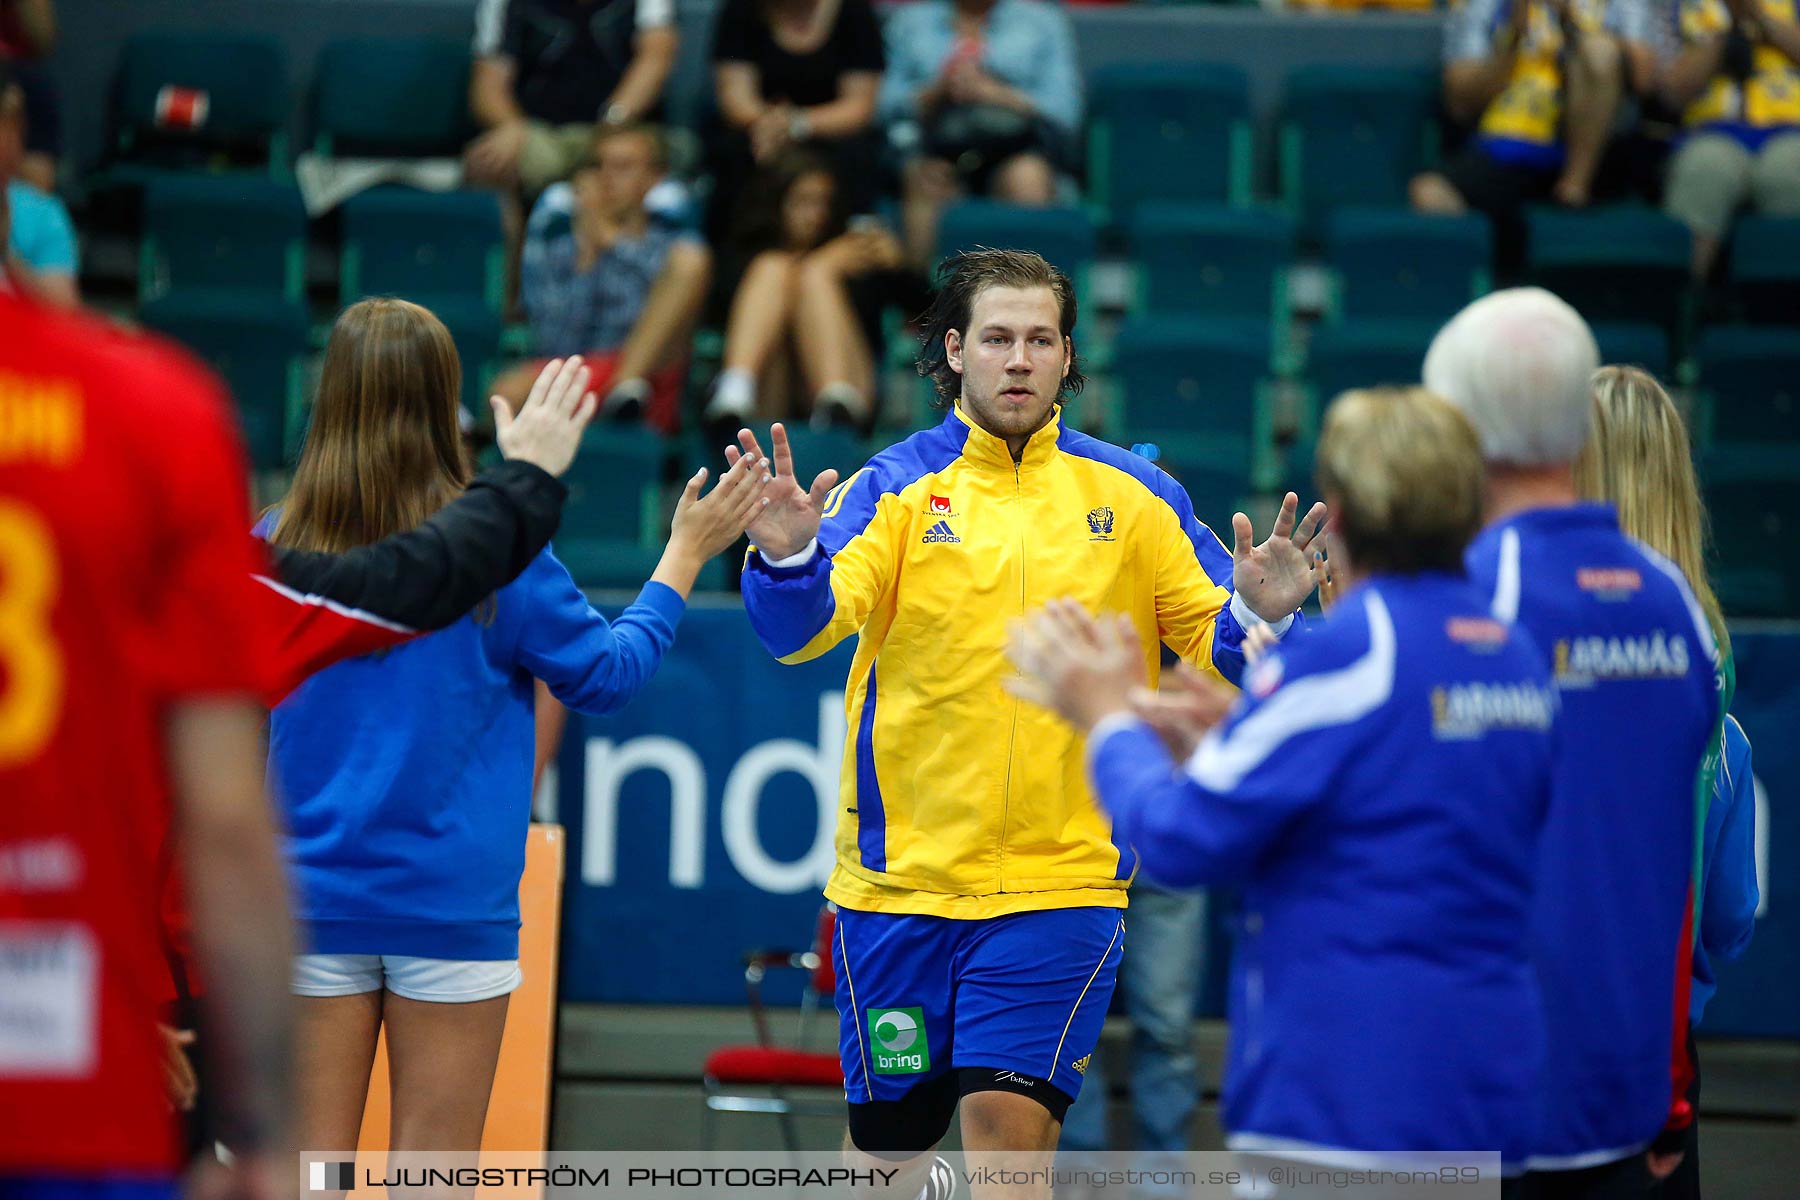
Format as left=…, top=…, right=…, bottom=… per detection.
left=292, top=953, right=522, bottom=1003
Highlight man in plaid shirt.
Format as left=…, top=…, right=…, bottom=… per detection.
left=499, top=123, right=710, bottom=432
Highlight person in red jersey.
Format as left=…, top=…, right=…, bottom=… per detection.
left=0, top=285, right=296, bottom=1200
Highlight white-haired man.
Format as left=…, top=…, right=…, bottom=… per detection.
left=1425, top=288, right=1719, bottom=1199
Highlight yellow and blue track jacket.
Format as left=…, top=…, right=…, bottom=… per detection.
left=741, top=406, right=1270, bottom=919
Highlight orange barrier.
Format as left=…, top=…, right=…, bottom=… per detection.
left=352, top=824, right=565, bottom=1195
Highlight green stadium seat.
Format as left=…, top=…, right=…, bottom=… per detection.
left=110, top=32, right=289, bottom=169
left=1728, top=215, right=1800, bottom=325
left=140, top=175, right=307, bottom=304
left=555, top=428, right=670, bottom=589
left=1126, top=204, right=1295, bottom=329
left=1698, top=326, right=1800, bottom=447
left=1590, top=321, right=1672, bottom=378
left=1110, top=317, right=1270, bottom=460
left=429, top=301, right=507, bottom=418
left=1323, top=209, right=1490, bottom=322
left=1280, top=67, right=1438, bottom=234
left=1305, top=319, right=1435, bottom=408
left=935, top=202, right=1098, bottom=277
left=312, top=38, right=472, bottom=157
left=1526, top=207, right=1692, bottom=327
left=1086, top=63, right=1252, bottom=223
left=340, top=188, right=507, bottom=314
left=1702, top=448, right=1800, bottom=618
left=139, top=293, right=310, bottom=471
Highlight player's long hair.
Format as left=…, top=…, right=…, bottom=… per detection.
left=1577, top=366, right=1729, bottom=657
left=271, top=297, right=468, bottom=554
left=917, top=247, right=1085, bottom=406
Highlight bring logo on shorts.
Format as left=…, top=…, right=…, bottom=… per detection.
left=868, top=1006, right=931, bottom=1074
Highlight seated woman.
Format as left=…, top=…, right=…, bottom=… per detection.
left=703, top=149, right=920, bottom=433
left=878, top=0, right=1082, bottom=267
left=707, top=0, right=886, bottom=239
left=1009, top=387, right=1554, bottom=1186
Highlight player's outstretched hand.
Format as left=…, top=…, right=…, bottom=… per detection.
left=726, top=422, right=839, bottom=561
left=1005, top=599, right=1145, bottom=733
left=491, top=356, right=598, bottom=478
left=671, top=451, right=773, bottom=562
left=1128, top=661, right=1235, bottom=761
left=1231, top=492, right=1327, bottom=622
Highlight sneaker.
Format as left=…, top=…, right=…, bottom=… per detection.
left=601, top=378, right=650, bottom=423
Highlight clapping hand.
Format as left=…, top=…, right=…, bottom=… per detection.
left=1128, top=661, right=1236, bottom=762
left=1005, top=599, right=1146, bottom=733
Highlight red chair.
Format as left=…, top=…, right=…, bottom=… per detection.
left=701, top=902, right=846, bottom=1149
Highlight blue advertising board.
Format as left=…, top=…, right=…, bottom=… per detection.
left=554, top=608, right=1799, bottom=1038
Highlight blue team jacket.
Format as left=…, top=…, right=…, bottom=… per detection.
left=1465, top=504, right=1717, bottom=1170
left=1090, top=572, right=1556, bottom=1169
left=1692, top=714, right=1759, bottom=1025
left=267, top=549, right=684, bottom=960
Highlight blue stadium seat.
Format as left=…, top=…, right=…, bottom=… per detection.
left=1305, top=319, right=1435, bottom=408
left=111, top=32, right=289, bottom=168
left=1110, top=316, right=1270, bottom=459
left=1698, top=325, right=1800, bottom=447
left=429, top=301, right=507, bottom=417
left=1126, top=204, right=1295, bottom=330
left=1728, top=215, right=1800, bottom=325
left=1280, top=66, right=1438, bottom=233
left=312, top=38, right=471, bottom=157
left=556, top=428, right=670, bottom=589
left=1086, top=63, right=1252, bottom=222
left=340, top=187, right=507, bottom=313
left=140, top=175, right=307, bottom=303
left=139, top=293, right=310, bottom=471
left=1323, top=209, right=1489, bottom=322
left=1702, top=448, right=1800, bottom=617
left=1526, top=207, right=1691, bottom=327
left=935, top=202, right=1098, bottom=278
left=1590, top=321, right=1672, bottom=378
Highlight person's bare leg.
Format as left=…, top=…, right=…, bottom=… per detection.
left=1410, top=172, right=1468, bottom=215
left=486, top=362, right=543, bottom=412
left=613, top=241, right=714, bottom=384
left=792, top=255, right=875, bottom=420
left=842, top=1128, right=938, bottom=1200
left=991, top=153, right=1057, bottom=206
left=384, top=991, right=512, bottom=1200
left=902, top=157, right=960, bottom=272
left=295, top=992, right=385, bottom=1183
left=19, top=152, right=56, bottom=193
left=960, top=1091, right=1060, bottom=1200
left=722, top=251, right=802, bottom=381
left=1556, top=33, right=1625, bottom=207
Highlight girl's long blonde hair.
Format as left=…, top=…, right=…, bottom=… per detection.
left=1575, top=365, right=1729, bottom=656
left=271, top=297, right=468, bottom=553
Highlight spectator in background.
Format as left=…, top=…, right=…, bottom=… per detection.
left=0, top=0, right=56, bottom=191
left=492, top=123, right=711, bottom=433
left=708, top=0, right=886, bottom=239
left=0, top=60, right=74, bottom=306
left=1412, top=0, right=1656, bottom=246
left=704, top=149, right=911, bottom=434
left=879, top=0, right=1082, bottom=268
left=1658, top=0, right=1800, bottom=280
left=465, top=0, right=678, bottom=196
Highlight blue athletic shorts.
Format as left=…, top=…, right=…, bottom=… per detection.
left=0, top=1178, right=177, bottom=1200
left=833, top=904, right=1126, bottom=1105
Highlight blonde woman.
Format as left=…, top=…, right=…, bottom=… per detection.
left=1575, top=365, right=1759, bottom=1200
